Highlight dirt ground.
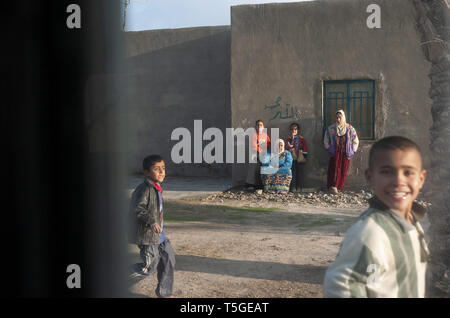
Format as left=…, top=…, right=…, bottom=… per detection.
left=128, top=191, right=368, bottom=298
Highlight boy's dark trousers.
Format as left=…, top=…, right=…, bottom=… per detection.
left=290, top=162, right=304, bottom=192
left=139, top=240, right=176, bottom=297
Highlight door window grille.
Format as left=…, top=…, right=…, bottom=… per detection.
left=323, top=80, right=375, bottom=140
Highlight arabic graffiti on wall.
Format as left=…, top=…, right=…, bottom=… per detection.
left=264, top=97, right=301, bottom=121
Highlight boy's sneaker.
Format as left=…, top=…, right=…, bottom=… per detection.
left=129, top=272, right=143, bottom=280
left=128, top=269, right=148, bottom=279
left=156, top=289, right=175, bottom=298
left=128, top=263, right=155, bottom=280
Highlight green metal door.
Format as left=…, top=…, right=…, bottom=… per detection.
left=323, top=80, right=375, bottom=140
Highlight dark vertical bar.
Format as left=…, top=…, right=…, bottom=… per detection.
left=372, top=80, right=375, bottom=139
left=1, top=0, right=126, bottom=297
left=354, top=92, right=356, bottom=130
left=360, top=92, right=363, bottom=132
left=366, top=91, right=369, bottom=135
left=323, top=81, right=327, bottom=130
left=346, top=82, right=350, bottom=119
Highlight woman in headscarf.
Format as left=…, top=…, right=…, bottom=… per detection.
left=260, top=139, right=293, bottom=192
left=324, top=110, right=359, bottom=194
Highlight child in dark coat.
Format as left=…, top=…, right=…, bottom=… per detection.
left=285, top=122, right=308, bottom=192
left=129, top=154, right=175, bottom=298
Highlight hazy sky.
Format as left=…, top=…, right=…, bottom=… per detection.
left=126, top=0, right=312, bottom=31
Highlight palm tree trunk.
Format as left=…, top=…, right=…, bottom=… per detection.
left=414, top=0, right=450, bottom=296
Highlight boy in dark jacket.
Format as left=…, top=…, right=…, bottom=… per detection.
left=129, top=154, right=175, bottom=298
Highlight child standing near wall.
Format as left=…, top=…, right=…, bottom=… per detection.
left=246, top=119, right=271, bottom=190
left=285, top=122, right=308, bottom=193
left=129, top=155, right=176, bottom=298
left=323, top=136, right=429, bottom=297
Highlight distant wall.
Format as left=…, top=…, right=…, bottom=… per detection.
left=125, top=26, right=232, bottom=176
left=87, top=26, right=232, bottom=177
left=230, top=0, right=432, bottom=189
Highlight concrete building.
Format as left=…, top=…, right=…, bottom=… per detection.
left=231, top=0, right=432, bottom=189
left=124, top=27, right=232, bottom=177
left=90, top=0, right=432, bottom=190
left=87, top=26, right=232, bottom=177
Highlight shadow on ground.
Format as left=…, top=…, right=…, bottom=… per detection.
left=175, top=254, right=326, bottom=284
left=127, top=249, right=326, bottom=285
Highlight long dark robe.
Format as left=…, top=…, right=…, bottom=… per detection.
left=327, top=134, right=350, bottom=190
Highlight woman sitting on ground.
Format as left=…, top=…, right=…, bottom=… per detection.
left=260, top=139, right=293, bottom=192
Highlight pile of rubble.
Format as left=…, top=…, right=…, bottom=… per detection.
left=204, top=189, right=371, bottom=208
left=203, top=189, right=432, bottom=210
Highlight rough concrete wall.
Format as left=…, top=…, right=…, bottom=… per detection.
left=88, top=26, right=232, bottom=177
left=231, top=0, right=432, bottom=188
left=414, top=0, right=450, bottom=296
left=125, top=26, right=232, bottom=176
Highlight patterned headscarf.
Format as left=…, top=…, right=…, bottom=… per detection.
left=336, top=110, right=347, bottom=137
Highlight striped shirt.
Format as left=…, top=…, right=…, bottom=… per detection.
left=323, top=197, right=429, bottom=298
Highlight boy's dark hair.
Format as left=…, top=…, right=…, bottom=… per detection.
left=143, top=154, right=164, bottom=171
left=255, top=119, right=264, bottom=126
left=369, top=136, right=422, bottom=170
left=289, top=122, right=300, bottom=130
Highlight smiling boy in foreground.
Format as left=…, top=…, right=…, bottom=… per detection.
left=323, top=136, right=430, bottom=297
